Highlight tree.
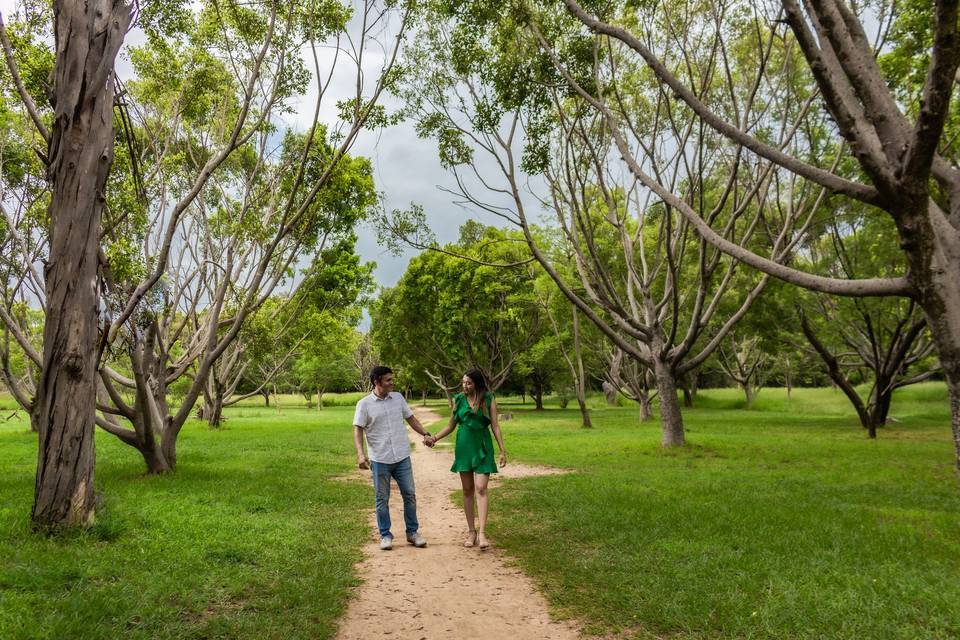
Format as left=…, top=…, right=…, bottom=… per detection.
left=533, top=273, right=597, bottom=426
left=553, top=0, right=960, bottom=469
left=370, top=223, right=542, bottom=392
left=512, top=330, right=565, bottom=410
left=203, top=238, right=372, bottom=425
left=1, top=0, right=412, bottom=478
left=398, top=3, right=824, bottom=446
left=794, top=217, right=938, bottom=436
left=716, top=333, right=768, bottom=409
left=200, top=296, right=305, bottom=427
left=597, top=343, right=656, bottom=422
left=350, top=333, right=379, bottom=393
left=294, top=316, right=358, bottom=410
left=1, top=0, right=133, bottom=529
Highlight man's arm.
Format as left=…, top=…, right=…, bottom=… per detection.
left=354, top=425, right=369, bottom=469
left=405, top=414, right=431, bottom=438
left=399, top=394, right=431, bottom=439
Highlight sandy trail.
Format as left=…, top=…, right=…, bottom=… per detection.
left=335, top=406, right=579, bottom=640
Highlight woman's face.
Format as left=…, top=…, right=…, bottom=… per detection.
left=462, top=376, right=475, bottom=394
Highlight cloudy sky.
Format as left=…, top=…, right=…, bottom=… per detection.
left=279, top=6, right=523, bottom=293
left=0, top=1, right=517, bottom=294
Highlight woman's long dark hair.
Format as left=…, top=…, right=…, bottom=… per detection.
left=464, top=369, right=489, bottom=416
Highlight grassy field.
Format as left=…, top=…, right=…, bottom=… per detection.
left=0, top=404, right=371, bottom=640
left=489, top=383, right=960, bottom=639
left=1, top=384, right=958, bottom=639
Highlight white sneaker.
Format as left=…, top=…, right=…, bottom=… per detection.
left=406, top=532, right=427, bottom=548
left=379, top=536, right=393, bottom=550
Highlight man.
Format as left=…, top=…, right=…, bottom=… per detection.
left=353, top=365, right=432, bottom=550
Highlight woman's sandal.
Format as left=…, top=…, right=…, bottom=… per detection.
left=478, top=534, right=490, bottom=550
left=464, top=531, right=478, bottom=548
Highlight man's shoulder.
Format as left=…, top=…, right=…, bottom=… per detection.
left=355, top=393, right=376, bottom=408
left=389, top=392, right=408, bottom=402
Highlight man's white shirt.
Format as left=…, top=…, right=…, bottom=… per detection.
left=353, top=392, right=415, bottom=464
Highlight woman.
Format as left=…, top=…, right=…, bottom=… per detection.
left=427, top=369, right=506, bottom=549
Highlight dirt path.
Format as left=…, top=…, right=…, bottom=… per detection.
left=335, top=407, right=579, bottom=640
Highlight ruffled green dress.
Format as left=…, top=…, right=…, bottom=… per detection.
left=450, top=392, right=498, bottom=474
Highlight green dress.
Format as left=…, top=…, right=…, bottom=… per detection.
left=450, top=392, right=498, bottom=474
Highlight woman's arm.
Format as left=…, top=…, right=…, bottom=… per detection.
left=430, top=413, right=457, bottom=444
left=490, top=397, right=507, bottom=466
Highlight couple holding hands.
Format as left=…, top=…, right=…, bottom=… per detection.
left=352, top=366, right=507, bottom=551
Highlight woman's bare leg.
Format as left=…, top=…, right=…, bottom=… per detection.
left=475, top=473, right=490, bottom=548
left=459, top=472, right=477, bottom=544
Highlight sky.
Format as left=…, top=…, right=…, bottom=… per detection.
left=275, top=4, right=536, bottom=295
left=0, top=0, right=518, bottom=304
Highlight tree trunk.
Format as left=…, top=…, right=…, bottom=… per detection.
left=867, top=383, right=894, bottom=437
left=207, top=395, right=224, bottom=428
left=602, top=381, right=618, bottom=405
left=125, top=404, right=172, bottom=474
left=654, top=359, right=684, bottom=446
left=784, top=356, right=793, bottom=400
left=639, top=392, right=653, bottom=422
left=206, top=380, right=225, bottom=428
left=572, top=306, right=592, bottom=428
left=317, top=387, right=323, bottom=412
left=897, top=197, right=960, bottom=470
left=138, top=438, right=172, bottom=474
left=681, top=384, right=693, bottom=408
left=800, top=313, right=876, bottom=437
left=160, top=424, right=178, bottom=470
left=262, top=391, right=270, bottom=406
left=578, top=395, right=592, bottom=428
left=743, top=384, right=755, bottom=409
left=533, top=379, right=544, bottom=410
left=949, top=379, right=960, bottom=474
left=31, top=0, right=133, bottom=531
left=421, top=389, right=427, bottom=406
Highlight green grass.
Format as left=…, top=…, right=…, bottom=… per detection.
left=227, top=391, right=371, bottom=408
left=0, top=404, right=370, bottom=640
left=489, top=383, right=960, bottom=639
left=2, top=385, right=959, bottom=639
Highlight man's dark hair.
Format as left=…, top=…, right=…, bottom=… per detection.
left=370, top=365, right=393, bottom=387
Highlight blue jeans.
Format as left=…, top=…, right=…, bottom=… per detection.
left=370, top=457, right=419, bottom=538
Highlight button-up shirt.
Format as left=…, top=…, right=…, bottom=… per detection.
left=353, top=392, right=414, bottom=464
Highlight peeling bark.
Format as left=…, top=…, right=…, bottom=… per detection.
left=31, top=0, right=133, bottom=531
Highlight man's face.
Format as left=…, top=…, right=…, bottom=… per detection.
left=375, top=373, right=395, bottom=395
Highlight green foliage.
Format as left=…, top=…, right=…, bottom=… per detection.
left=293, top=316, right=358, bottom=396
left=0, top=16, right=54, bottom=122
left=878, top=0, right=933, bottom=107
left=139, top=0, right=194, bottom=41
left=128, top=35, right=236, bottom=130
left=298, top=235, right=375, bottom=312
left=370, top=223, right=543, bottom=389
